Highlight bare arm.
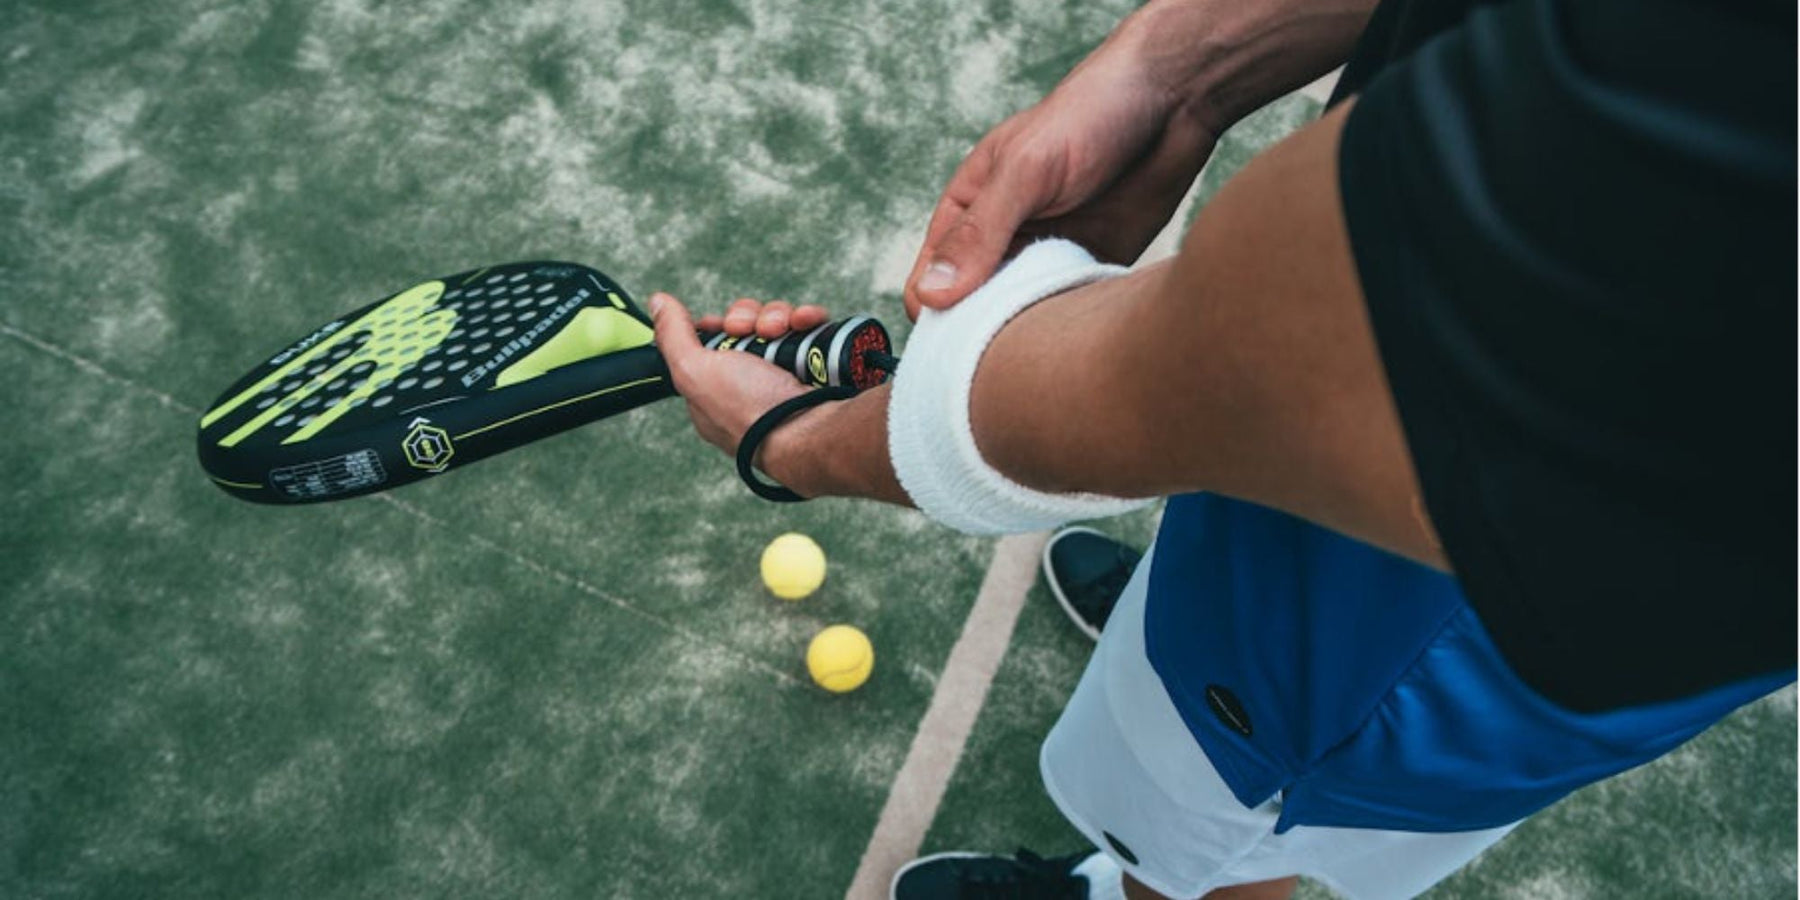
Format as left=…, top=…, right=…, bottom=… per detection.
left=1129, top=0, right=1372, bottom=131
left=760, top=100, right=1447, bottom=568
left=903, top=0, right=1377, bottom=314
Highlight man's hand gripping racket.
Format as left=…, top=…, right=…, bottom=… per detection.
left=196, top=262, right=894, bottom=504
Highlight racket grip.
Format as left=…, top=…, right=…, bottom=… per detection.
left=696, top=316, right=894, bottom=391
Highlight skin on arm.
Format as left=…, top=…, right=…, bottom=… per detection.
left=751, top=99, right=1446, bottom=569
left=903, top=0, right=1376, bottom=316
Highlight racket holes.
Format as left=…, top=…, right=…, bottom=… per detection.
left=447, top=360, right=467, bottom=371
left=297, top=415, right=316, bottom=427
left=495, top=327, right=515, bottom=338
left=327, top=378, right=346, bottom=390
left=447, top=329, right=465, bottom=340
left=538, top=296, right=559, bottom=307
left=372, top=395, right=393, bottom=408
left=398, top=377, right=419, bottom=390
left=466, top=314, right=486, bottom=325
left=274, top=414, right=295, bottom=426
left=517, top=311, right=536, bottom=321
left=510, top=283, right=529, bottom=294
left=487, top=274, right=506, bottom=284
left=492, top=311, right=512, bottom=323
left=422, top=376, right=445, bottom=389
left=470, top=328, right=489, bottom=339
left=444, top=289, right=462, bottom=300
left=421, top=360, right=442, bottom=372
left=445, top=344, right=466, bottom=356
left=300, top=396, right=321, bottom=408
left=280, top=380, right=302, bottom=393
left=508, top=272, right=527, bottom=282
left=468, top=287, right=487, bottom=297
left=471, top=342, right=492, bottom=354
left=256, top=397, right=276, bottom=410
left=305, top=364, right=326, bottom=376
left=349, top=397, right=368, bottom=408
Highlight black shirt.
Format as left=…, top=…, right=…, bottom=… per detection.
left=1334, top=0, right=1795, bottom=711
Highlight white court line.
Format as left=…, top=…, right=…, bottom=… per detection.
left=0, top=320, right=192, bottom=413
left=844, top=531, right=1048, bottom=900
left=851, top=77, right=1338, bottom=896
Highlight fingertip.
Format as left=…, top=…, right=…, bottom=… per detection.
left=792, top=304, right=829, bottom=330
left=919, top=289, right=962, bottom=312
left=916, top=260, right=957, bottom=294
left=756, top=309, right=790, bottom=339
left=650, top=292, right=696, bottom=334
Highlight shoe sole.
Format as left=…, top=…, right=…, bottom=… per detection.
left=889, top=851, right=989, bottom=900
left=1042, top=526, right=1106, bottom=642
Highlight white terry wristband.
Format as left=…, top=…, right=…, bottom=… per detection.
left=888, top=239, right=1155, bottom=535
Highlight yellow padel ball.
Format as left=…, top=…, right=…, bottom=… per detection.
left=807, top=625, right=873, bottom=693
left=761, top=532, right=826, bottom=600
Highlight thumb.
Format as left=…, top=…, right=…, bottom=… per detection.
left=648, top=292, right=703, bottom=377
left=911, top=171, right=1037, bottom=311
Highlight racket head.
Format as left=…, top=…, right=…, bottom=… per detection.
left=197, top=261, right=673, bottom=505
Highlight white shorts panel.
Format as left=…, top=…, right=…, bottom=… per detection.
left=1039, top=548, right=1517, bottom=899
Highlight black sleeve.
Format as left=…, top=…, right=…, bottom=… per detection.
left=1335, top=0, right=1795, bottom=712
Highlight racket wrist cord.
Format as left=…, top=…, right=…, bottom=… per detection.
left=736, top=385, right=859, bottom=502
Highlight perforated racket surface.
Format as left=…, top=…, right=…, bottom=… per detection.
left=197, top=261, right=890, bottom=504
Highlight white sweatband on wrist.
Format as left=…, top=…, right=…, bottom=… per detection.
left=887, top=238, right=1155, bottom=535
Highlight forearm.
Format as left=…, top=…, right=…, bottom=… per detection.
left=761, top=382, right=910, bottom=507
left=1117, top=0, right=1375, bottom=132
left=768, top=101, right=1447, bottom=569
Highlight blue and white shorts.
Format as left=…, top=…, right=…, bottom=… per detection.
left=1039, top=548, right=1517, bottom=900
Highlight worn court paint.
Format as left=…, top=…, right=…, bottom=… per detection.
left=2, top=2, right=1791, bottom=899
left=845, top=532, right=1047, bottom=899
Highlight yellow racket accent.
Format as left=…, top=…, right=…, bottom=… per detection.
left=282, top=307, right=456, bottom=444
left=204, top=281, right=458, bottom=447
left=455, top=376, right=665, bottom=441
left=493, top=306, right=654, bottom=388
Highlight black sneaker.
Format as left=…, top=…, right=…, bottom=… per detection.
left=891, top=848, right=1098, bottom=899
left=1042, top=527, right=1142, bottom=641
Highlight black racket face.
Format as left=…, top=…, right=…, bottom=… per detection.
left=198, top=261, right=672, bottom=504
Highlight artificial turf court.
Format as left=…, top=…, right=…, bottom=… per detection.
left=1, top=2, right=1792, bottom=898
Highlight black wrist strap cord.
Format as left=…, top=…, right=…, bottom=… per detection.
left=736, top=385, right=858, bottom=502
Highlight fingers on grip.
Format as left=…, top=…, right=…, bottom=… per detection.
left=649, top=292, right=703, bottom=376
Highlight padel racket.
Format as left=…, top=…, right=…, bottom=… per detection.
left=197, top=261, right=893, bottom=505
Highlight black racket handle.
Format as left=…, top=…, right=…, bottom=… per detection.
left=695, top=316, right=894, bottom=391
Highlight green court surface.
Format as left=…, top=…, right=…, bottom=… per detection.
left=1, top=2, right=1792, bottom=899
